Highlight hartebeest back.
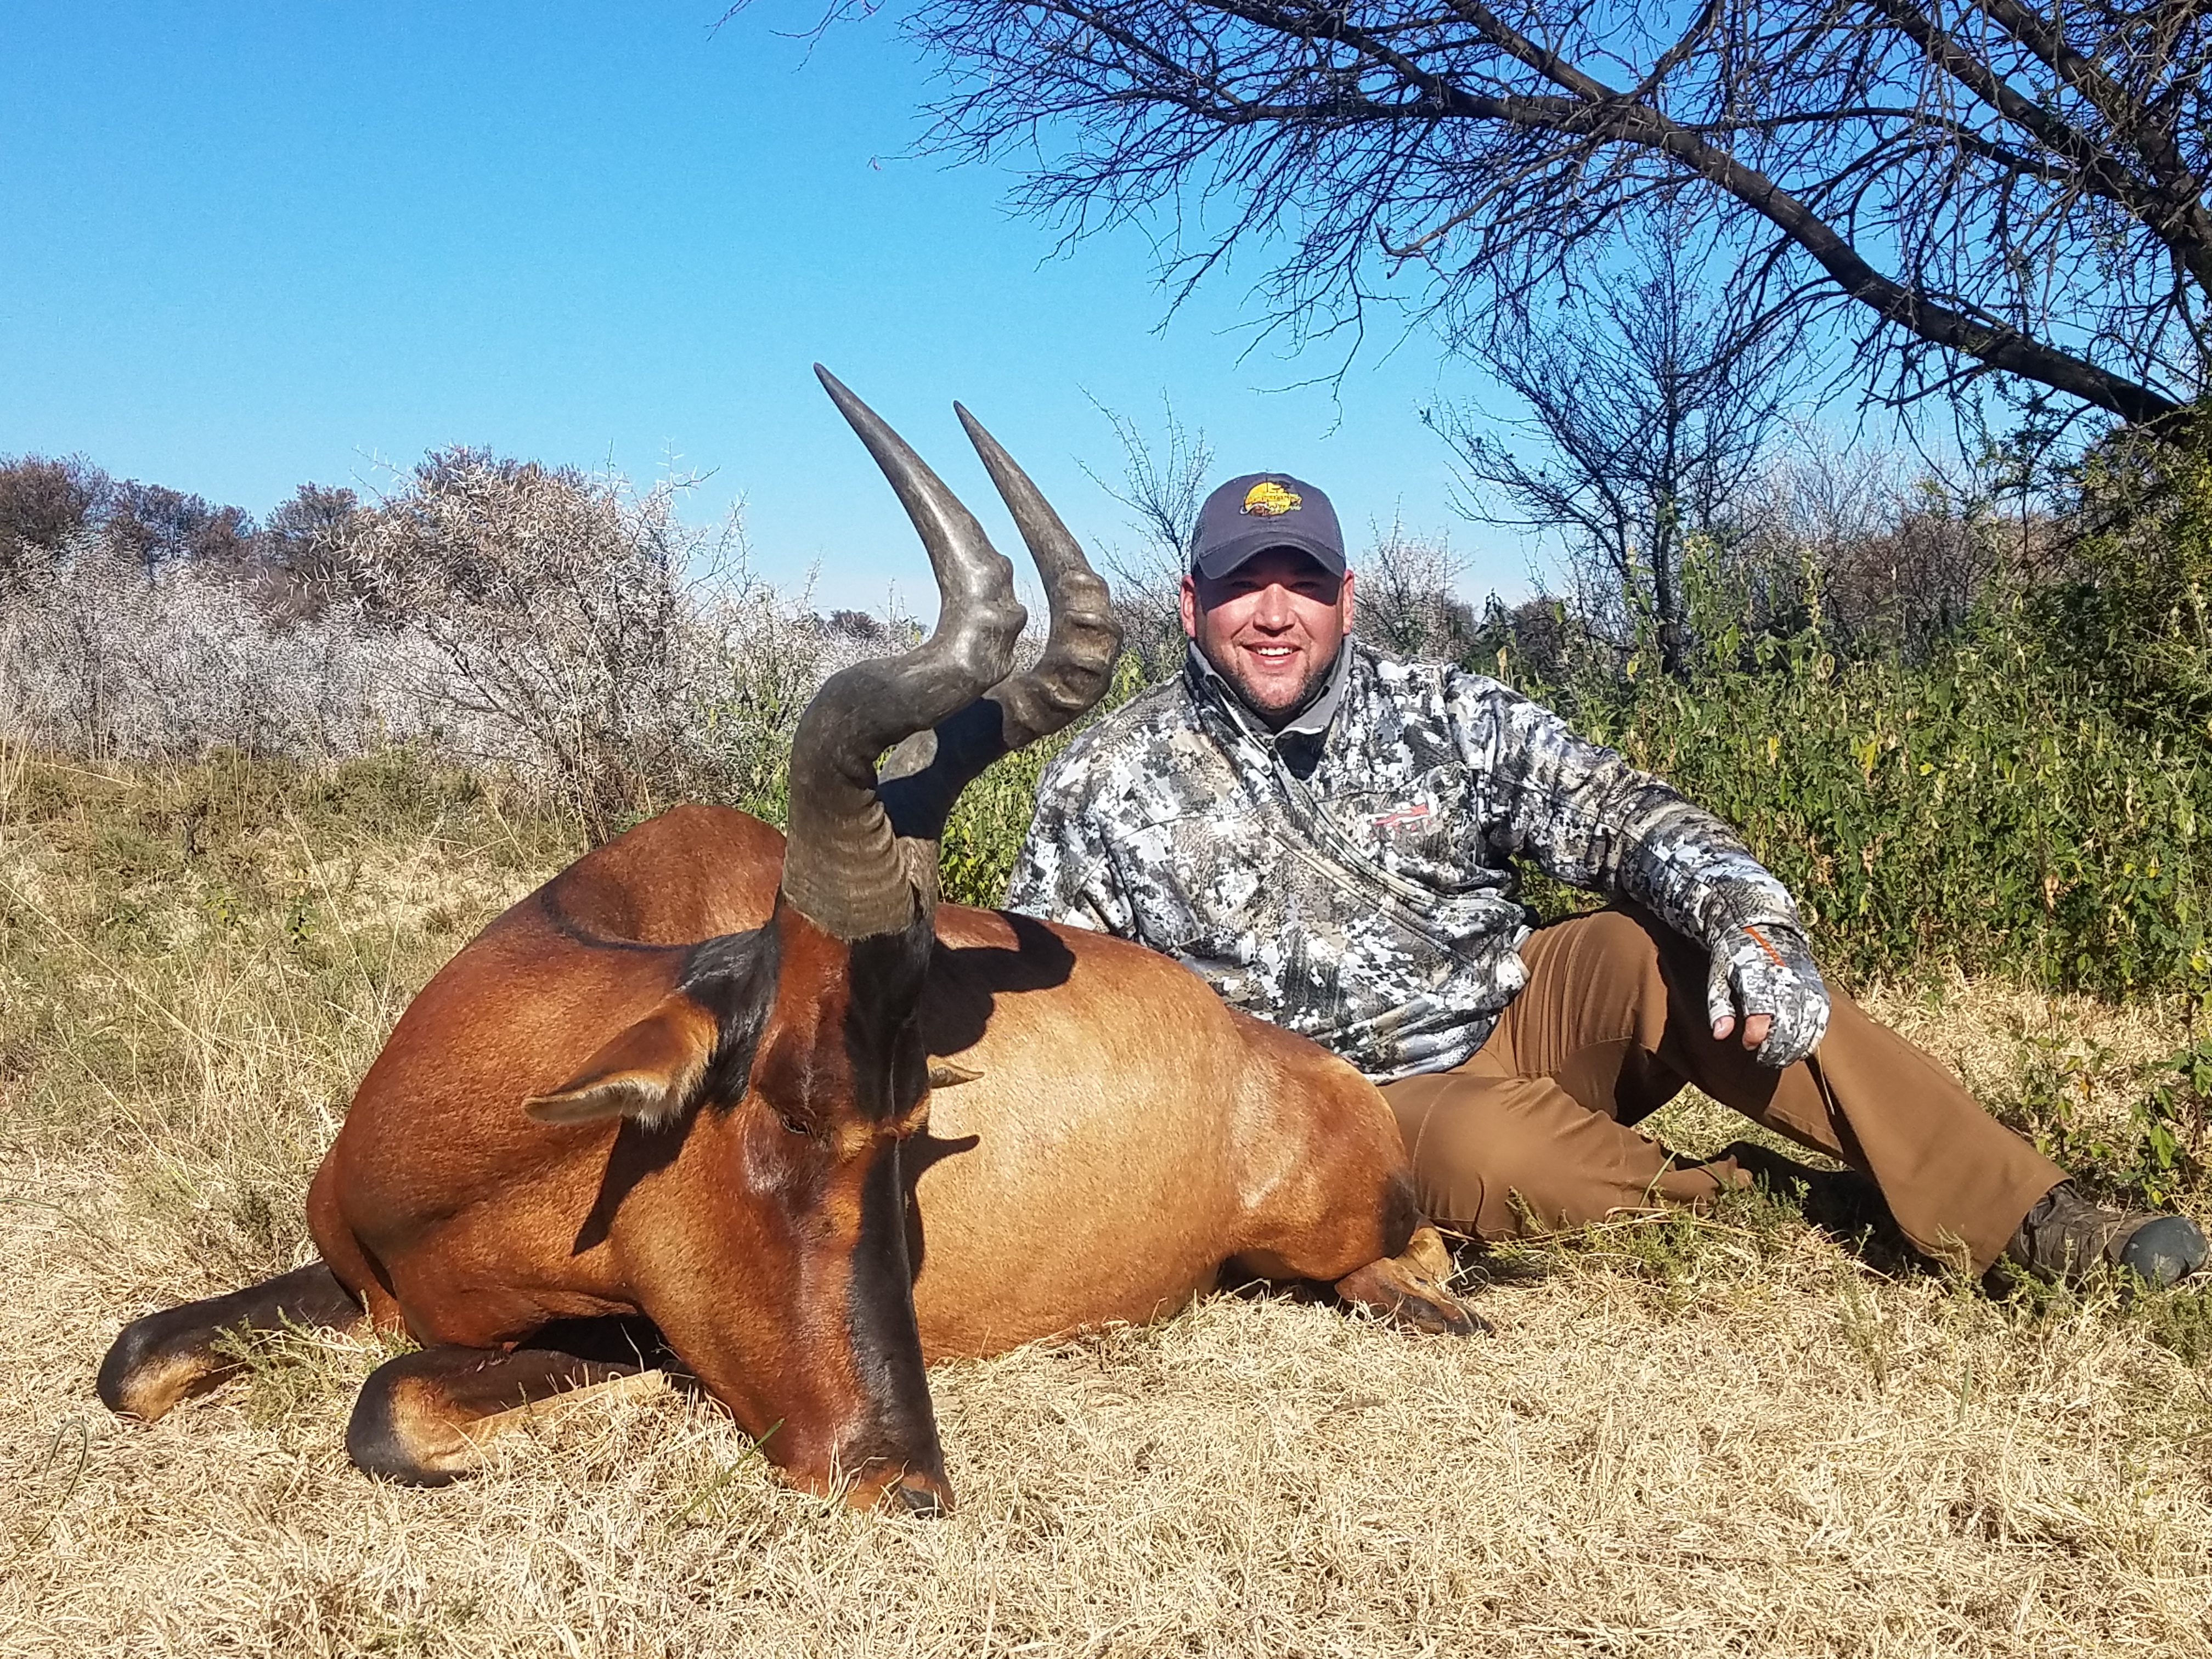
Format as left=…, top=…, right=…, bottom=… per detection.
left=98, top=371, right=1476, bottom=1513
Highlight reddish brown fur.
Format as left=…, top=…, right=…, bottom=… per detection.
left=309, top=839, right=944, bottom=1504
left=294, top=803, right=1462, bottom=1503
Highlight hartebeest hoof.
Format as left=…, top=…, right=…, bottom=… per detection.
left=1333, top=1224, right=1488, bottom=1337
left=884, top=1474, right=950, bottom=1517
left=98, top=1262, right=366, bottom=1421
left=347, top=1345, right=659, bottom=1485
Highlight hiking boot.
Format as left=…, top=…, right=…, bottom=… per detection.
left=2005, top=1182, right=2209, bottom=1287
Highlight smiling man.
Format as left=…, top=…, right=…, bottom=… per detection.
left=1006, top=471, right=2208, bottom=1288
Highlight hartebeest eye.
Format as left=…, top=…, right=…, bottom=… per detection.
left=777, top=1110, right=812, bottom=1139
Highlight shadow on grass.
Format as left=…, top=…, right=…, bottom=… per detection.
left=1427, top=1141, right=2212, bottom=1365
left=1436, top=1142, right=1933, bottom=1305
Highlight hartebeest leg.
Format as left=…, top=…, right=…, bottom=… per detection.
left=1332, top=1223, right=1486, bottom=1335
left=346, top=1344, right=661, bottom=1486
left=1234, top=1220, right=1483, bottom=1335
left=98, top=1262, right=369, bottom=1421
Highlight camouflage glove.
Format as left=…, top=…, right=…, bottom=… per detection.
left=1705, top=915, right=1829, bottom=1068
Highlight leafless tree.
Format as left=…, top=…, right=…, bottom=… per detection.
left=895, top=0, right=2212, bottom=425
left=1084, top=393, right=1214, bottom=675
left=0, top=454, right=108, bottom=600
left=1353, top=518, right=1481, bottom=661
left=255, top=483, right=366, bottom=618
left=0, top=453, right=855, bottom=832
left=335, top=449, right=755, bottom=840
left=1433, top=231, right=1799, bottom=675
left=1725, top=439, right=2006, bottom=656
left=0, top=537, right=425, bottom=764
left=105, top=481, right=255, bottom=579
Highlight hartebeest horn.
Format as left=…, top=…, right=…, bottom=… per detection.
left=877, top=405, right=1123, bottom=842
left=778, top=368, right=1029, bottom=941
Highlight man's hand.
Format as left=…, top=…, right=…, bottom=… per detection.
left=1705, top=918, right=1829, bottom=1068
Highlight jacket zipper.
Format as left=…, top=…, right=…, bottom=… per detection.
left=1262, top=746, right=1505, bottom=966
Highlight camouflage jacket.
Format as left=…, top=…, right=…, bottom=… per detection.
left=1005, top=642, right=1804, bottom=1081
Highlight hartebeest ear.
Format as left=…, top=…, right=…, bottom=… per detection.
left=926, top=1059, right=983, bottom=1090
left=525, top=995, right=721, bottom=1130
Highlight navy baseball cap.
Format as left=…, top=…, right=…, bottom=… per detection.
left=1189, top=472, right=1347, bottom=580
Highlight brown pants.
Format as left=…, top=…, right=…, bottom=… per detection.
left=1379, top=909, right=2064, bottom=1273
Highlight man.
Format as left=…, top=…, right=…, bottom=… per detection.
left=1006, top=471, right=2208, bottom=1286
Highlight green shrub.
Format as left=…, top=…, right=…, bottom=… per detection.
left=936, top=654, right=1153, bottom=909
left=907, top=609, right=2208, bottom=1003
left=1508, top=621, right=2211, bottom=997
left=1993, top=1032, right=2212, bottom=1211
left=2046, top=408, right=2212, bottom=730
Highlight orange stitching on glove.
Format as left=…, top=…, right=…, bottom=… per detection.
left=1743, top=924, right=1788, bottom=969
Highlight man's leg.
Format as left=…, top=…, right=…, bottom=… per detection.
left=1383, top=909, right=2064, bottom=1272
left=1615, top=912, right=2202, bottom=1280
left=1380, top=907, right=1756, bottom=1242
left=1380, top=1063, right=1745, bottom=1243
left=1602, top=909, right=2064, bottom=1272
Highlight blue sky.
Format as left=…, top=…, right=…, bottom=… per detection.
left=0, top=2, right=1529, bottom=614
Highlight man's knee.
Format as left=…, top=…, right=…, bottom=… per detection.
left=1391, top=1070, right=1680, bottom=1239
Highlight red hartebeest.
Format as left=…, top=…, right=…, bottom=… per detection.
left=98, top=370, right=1476, bottom=1513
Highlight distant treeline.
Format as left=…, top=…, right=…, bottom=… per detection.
left=4, top=420, right=2209, bottom=995
left=0, top=449, right=907, bottom=843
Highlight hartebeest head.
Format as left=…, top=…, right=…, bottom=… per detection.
left=522, top=369, right=1119, bottom=1513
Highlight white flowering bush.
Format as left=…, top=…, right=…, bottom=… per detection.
left=0, top=455, right=866, bottom=842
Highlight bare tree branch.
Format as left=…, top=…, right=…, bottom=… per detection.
left=903, top=0, right=2212, bottom=424
left=1434, top=225, right=1805, bottom=675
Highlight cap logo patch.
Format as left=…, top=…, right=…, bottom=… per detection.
left=1240, top=481, right=1301, bottom=518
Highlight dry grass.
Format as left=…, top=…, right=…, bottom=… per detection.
left=4, top=749, right=2210, bottom=1658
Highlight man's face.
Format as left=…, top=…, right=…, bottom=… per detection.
left=1181, top=547, right=1355, bottom=726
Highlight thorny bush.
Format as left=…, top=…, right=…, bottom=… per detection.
left=0, top=451, right=880, bottom=844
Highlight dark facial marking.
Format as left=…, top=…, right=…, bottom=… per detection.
left=842, top=1136, right=944, bottom=1478
left=833, top=909, right=944, bottom=1475
left=840, top=912, right=936, bottom=1124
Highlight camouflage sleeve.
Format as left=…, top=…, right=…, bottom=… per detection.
left=1447, top=669, right=1803, bottom=949
left=1003, top=745, right=1135, bottom=936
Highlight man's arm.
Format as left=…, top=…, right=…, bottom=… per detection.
left=1452, top=673, right=1829, bottom=1066
left=1003, top=746, right=1136, bottom=936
